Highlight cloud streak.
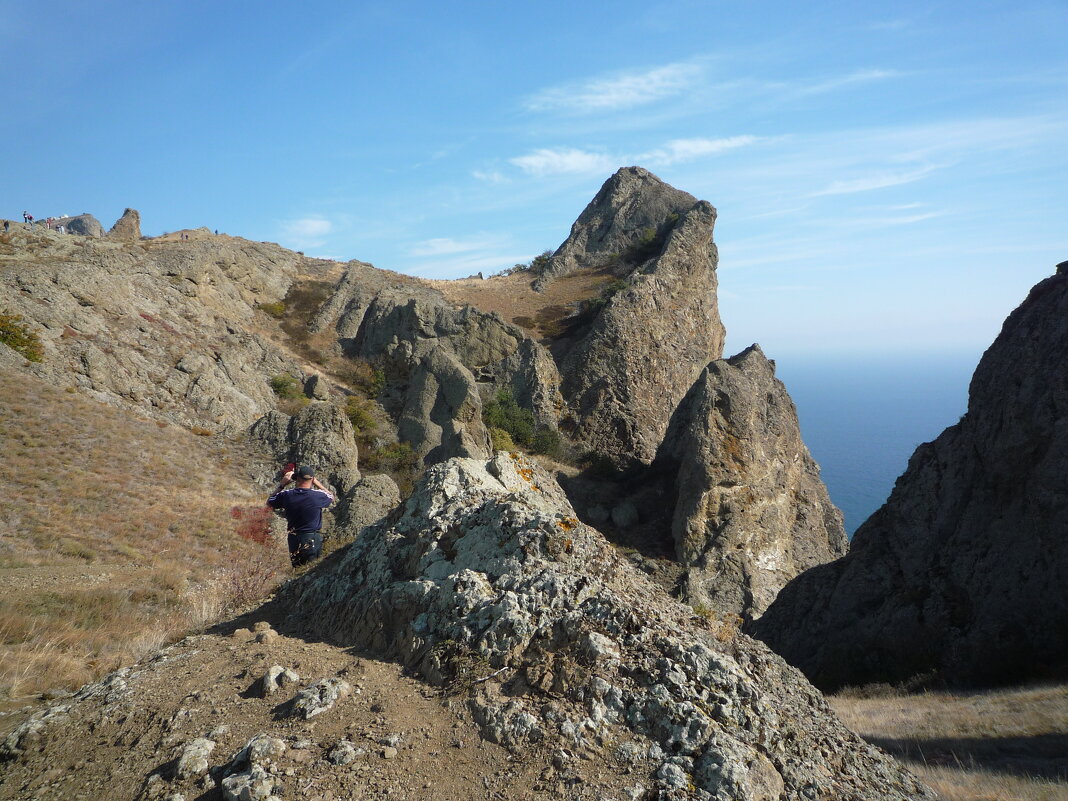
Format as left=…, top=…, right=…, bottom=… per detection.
left=524, top=62, right=701, bottom=113
left=509, top=135, right=762, bottom=176
left=509, top=148, right=617, bottom=176
left=279, top=216, right=333, bottom=248
left=809, top=165, right=942, bottom=196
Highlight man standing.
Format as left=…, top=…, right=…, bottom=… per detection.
left=267, top=465, right=334, bottom=567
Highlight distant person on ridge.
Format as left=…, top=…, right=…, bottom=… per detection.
left=267, top=465, right=334, bottom=567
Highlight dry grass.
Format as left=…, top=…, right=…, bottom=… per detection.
left=0, top=369, right=290, bottom=700
left=432, top=266, right=616, bottom=341
left=830, top=684, right=1068, bottom=800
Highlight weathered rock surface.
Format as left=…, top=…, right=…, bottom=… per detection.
left=0, top=225, right=305, bottom=432
left=282, top=453, right=934, bottom=800
left=108, top=207, right=142, bottom=240
left=546, top=168, right=726, bottom=468
left=61, top=213, right=106, bottom=237
left=249, top=403, right=361, bottom=496
left=753, top=264, right=1068, bottom=688
left=309, top=261, right=561, bottom=465
left=336, top=473, right=401, bottom=535
left=658, top=345, right=846, bottom=622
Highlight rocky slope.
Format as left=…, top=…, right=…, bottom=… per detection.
left=657, top=346, right=846, bottom=622
left=751, top=263, right=1068, bottom=689
left=1, top=453, right=933, bottom=801
left=0, top=222, right=306, bottom=433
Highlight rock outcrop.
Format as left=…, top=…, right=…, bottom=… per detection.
left=752, top=263, right=1068, bottom=688
left=249, top=402, right=361, bottom=496
left=282, top=452, right=934, bottom=800
left=309, top=261, right=562, bottom=465
left=61, top=213, right=105, bottom=237
left=543, top=168, right=726, bottom=468
left=659, top=345, right=847, bottom=622
left=108, top=207, right=142, bottom=240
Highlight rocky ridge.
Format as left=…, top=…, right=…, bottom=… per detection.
left=752, top=263, right=1068, bottom=688
left=279, top=452, right=931, bottom=800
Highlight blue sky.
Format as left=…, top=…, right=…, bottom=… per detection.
left=3, top=0, right=1066, bottom=358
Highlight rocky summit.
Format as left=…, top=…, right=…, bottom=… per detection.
left=752, top=263, right=1068, bottom=689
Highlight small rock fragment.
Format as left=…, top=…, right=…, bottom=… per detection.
left=256, top=666, right=299, bottom=697
left=175, top=737, right=215, bottom=779
left=288, top=678, right=353, bottom=720
left=380, top=746, right=398, bottom=760
left=328, top=740, right=364, bottom=766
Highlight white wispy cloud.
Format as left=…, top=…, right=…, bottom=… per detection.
left=472, top=169, right=508, bottom=184
left=524, top=62, right=701, bottom=113
left=795, top=69, right=902, bottom=97
left=639, top=135, right=760, bottom=165
left=509, top=148, right=617, bottom=176
left=509, top=134, right=760, bottom=177
left=809, top=165, right=942, bottom=196
left=279, top=216, right=333, bottom=248
left=409, top=236, right=504, bottom=257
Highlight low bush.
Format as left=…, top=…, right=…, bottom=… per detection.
left=344, top=396, right=376, bottom=433
left=257, top=301, right=286, bottom=318
left=269, top=374, right=304, bottom=400
left=488, top=427, right=515, bottom=451
left=362, top=440, right=417, bottom=473
left=0, top=311, right=44, bottom=362
left=344, top=360, right=385, bottom=398
left=483, top=390, right=562, bottom=457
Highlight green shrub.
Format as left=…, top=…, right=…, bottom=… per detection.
left=0, top=312, right=44, bottom=362
left=362, top=441, right=418, bottom=473
left=345, top=396, right=376, bottom=433
left=483, top=390, right=561, bottom=456
left=257, top=300, right=286, bottom=318
left=483, top=390, right=535, bottom=446
left=268, top=374, right=303, bottom=400
left=488, top=427, right=515, bottom=451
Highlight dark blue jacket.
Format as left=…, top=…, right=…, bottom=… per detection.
left=266, top=487, right=333, bottom=533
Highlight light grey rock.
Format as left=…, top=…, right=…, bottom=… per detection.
left=327, top=740, right=363, bottom=765
left=658, top=345, right=846, bottom=622
left=288, top=678, right=353, bottom=720
left=304, top=373, right=331, bottom=400
left=281, top=452, right=934, bottom=800
left=231, top=733, right=286, bottom=768
left=753, top=263, right=1068, bottom=689
left=175, top=737, right=215, bottom=779
left=256, top=666, right=299, bottom=697
left=221, top=765, right=278, bottom=801
left=108, top=208, right=142, bottom=241
left=63, top=213, right=106, bottom=237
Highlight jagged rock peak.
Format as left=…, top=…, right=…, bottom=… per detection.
left=536, top=166, right=703, bottom=287
left=752, top=264, right=1068, bottom=689
left=554, top=168, right=725, bottom=467
left=108, top=207, right=141, bottom=240
left=660, top=344, right=847, bottom=622
left=281, top=452, right=934, bottom=800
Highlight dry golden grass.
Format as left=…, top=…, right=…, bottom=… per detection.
left=0, top=369, right=290, bottom=700
left=830, top=684, right=1068, bottom=800
left=432, top=266, right=615, bottom=340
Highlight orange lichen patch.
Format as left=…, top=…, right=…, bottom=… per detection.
left=556, top=516, right=578, bottom=531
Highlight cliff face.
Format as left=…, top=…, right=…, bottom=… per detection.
left=752, top=264, right=1068, bottom=688
left=545, top=168, right=726, bottom=469
left=659, top=346, right=847, bottom=622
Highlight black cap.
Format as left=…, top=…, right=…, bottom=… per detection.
left=294, top=465, right=315, bottom=479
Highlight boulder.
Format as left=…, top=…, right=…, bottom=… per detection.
left=336, top=474, right=401, bottom=535
left=752, top=264, right=1068, bottom=688
left=108, top=208, right=142, bottom=241
left=659, top=345, right=846, bottom=622
left=281, top=452, right=934, bottom=800
left=249, top=403, right=361, bottom=496
left=62, top=213, right=105, bottom=237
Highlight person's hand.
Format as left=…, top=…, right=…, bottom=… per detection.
left=283, top=470, right=295, bottom=483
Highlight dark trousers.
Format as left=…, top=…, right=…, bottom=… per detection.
left=288, top=530, right=323, bottom=567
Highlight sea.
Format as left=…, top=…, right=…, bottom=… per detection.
left=773, top=352, right=980, bottom=537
